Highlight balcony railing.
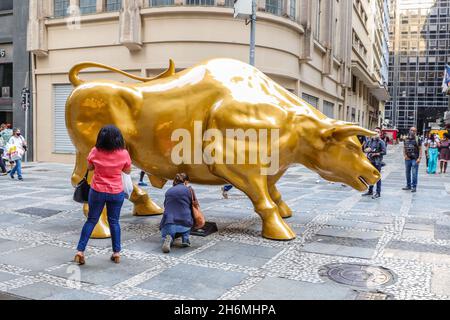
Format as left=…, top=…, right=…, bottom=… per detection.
left=51, top=0, right=297, bottom=21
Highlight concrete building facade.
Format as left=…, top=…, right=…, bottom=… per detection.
left=0, top=0, right=33, bottom=159
left=27, top=0, right=390, bottom=163
left=386, top=0, right=450, bottom=133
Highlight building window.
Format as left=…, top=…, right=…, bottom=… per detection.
left=149, top=0, right=175, bottom=6
left=0, top=0, right=13, bottom=11
left=290, top=0, right=296, bottom=20
left=266, top=0, right=282, bottom=16
left=79, top=0, right=97, bottom=14
left=0, top=63, right=13, bottom=98
left=323, top=101, right=335, bottom=118
left=302, top=93, right=319, bottom=109
left=186, top=0, right=215, bottom=5
left=315, top=0, right=322, bottom=40
left=54, top=0, right=70, bottom=17
left=106, top=0, right=122, bottom=11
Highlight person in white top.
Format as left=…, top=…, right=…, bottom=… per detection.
left=7, top=128, right=27, bottom=180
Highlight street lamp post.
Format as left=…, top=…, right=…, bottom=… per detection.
left=249, top=0, right=256, bottom=66
left=233, top=0, right=256, bottom=66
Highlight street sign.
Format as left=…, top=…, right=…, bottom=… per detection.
left=233, top=0, right=252, bottom=19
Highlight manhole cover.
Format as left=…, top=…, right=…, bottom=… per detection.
left=319, top=263, right=396, bottom=288
left=15, top=207, right=62, bottom=218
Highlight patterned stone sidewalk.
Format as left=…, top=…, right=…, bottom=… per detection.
left=0, top=145, right=449, bottom=300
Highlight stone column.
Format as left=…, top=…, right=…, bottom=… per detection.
left=27, top=0, right=50, bottom=57
left=119, top=0, right=143, bottom=51
left=299, top=0, right=313, bottom=61
left=257, top=0, right=266, bottom=11
left=322, top=0, right=334, bottom=75
left=340, top=0, right=352, bottom=88
left=97, top=0, right=105, bottom=13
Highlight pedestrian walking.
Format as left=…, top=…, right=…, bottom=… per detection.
left=138, top=171, right=148, bottom=186
left=7, top=128, right=27, bottom=180
left=221, top=184, right=233, bottom=199
left=361, top=127, right=386, bottom=199
left=0, top=124, right=8, bottom=175
left=160, top=173, right=197, bottom=253
left=426, top=134, right=440, bottom=174
left=74, top=125, right=131, bottom=265
left=439, top=133, right=450, bottom=174
left=403, top=127, right=423, bottom=193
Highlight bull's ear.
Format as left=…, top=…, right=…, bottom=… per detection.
left=323, top=124, right=377, bottom=141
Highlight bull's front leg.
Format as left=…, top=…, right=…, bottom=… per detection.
left=209, top=165, right=296, bottom=240
left=130, top=184, right=163, bottom=216
left=268, top=184, right=293, bottom=219
left=267, top=169, right=292, bottom=219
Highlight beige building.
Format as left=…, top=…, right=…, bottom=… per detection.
left=28, top=0, right=389, bottom=163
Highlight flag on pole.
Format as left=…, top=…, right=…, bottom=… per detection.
left=442, top=64, right=450, bottom=94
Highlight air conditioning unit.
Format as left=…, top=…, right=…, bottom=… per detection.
left=1, top=87, right=10, bottom=98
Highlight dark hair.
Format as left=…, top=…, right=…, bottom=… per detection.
left=95, top=125, right=125, bottom=151
left=173, top=173, right=189, bottom=186
left=375, top=127, right=381, bottom=131
left=444, top=132, right=450, bottom=139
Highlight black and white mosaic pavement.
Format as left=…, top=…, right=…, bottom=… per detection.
left=0, top=145, right=449, bottom=300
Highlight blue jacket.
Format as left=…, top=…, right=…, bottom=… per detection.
left=160, top=184, right=193, bottom=229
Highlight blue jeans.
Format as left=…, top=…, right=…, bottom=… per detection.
left=405, top=159, right=419, bottom=189
left=77, top=189, right=125, bottom=253
left=10, top=159, right=22, bottom=178
left=161, top=224, right=191, bottom=243
left=368, top=163, right=382, bottom=195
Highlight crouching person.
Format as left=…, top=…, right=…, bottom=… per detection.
left=160, top=173, right=196, bottom=253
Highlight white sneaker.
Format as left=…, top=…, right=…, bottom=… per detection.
left=162, top=235, right=171, bottom=253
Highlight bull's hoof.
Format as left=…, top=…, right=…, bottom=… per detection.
left=91, top=221, right=111, bottom=239
left=132, top=200, right=163, bottom=216
left=262, top=215, right=296, bottom=241
left=129, top=187, right=164, bottom=216
left=82, top=204, right=111, bottom=239
left=278, top=201, right=293, bottom=219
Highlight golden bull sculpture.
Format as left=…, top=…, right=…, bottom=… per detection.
left=66, top=58, right=381, bottom=241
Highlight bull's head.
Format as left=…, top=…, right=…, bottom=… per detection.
left=295, top=116, right=381, bottom=191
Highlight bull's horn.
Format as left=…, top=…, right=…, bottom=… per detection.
left=324, top=125, right=377, bottom=140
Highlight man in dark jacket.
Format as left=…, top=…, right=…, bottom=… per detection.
left=403, top=127, right=422, bottom=193
left=362, top=127, right=386, bottom=199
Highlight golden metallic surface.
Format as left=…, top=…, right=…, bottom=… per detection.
left=66, top=58, right=380, bottom=241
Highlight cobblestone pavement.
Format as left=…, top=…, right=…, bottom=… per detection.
left=0, top=145, right=449, bottom=300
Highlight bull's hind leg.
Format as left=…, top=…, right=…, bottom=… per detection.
left=209, top=165, right=295, bottom=240
left=130, top=184, right=163, bottom=216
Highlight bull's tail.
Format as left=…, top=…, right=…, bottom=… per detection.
left=68, top=59, right=176, bottom=87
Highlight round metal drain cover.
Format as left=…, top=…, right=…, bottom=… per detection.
left=319, top=263, right=396, bottom=288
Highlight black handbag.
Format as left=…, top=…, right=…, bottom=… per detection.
left=73, top=171, right=90, bottom=203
